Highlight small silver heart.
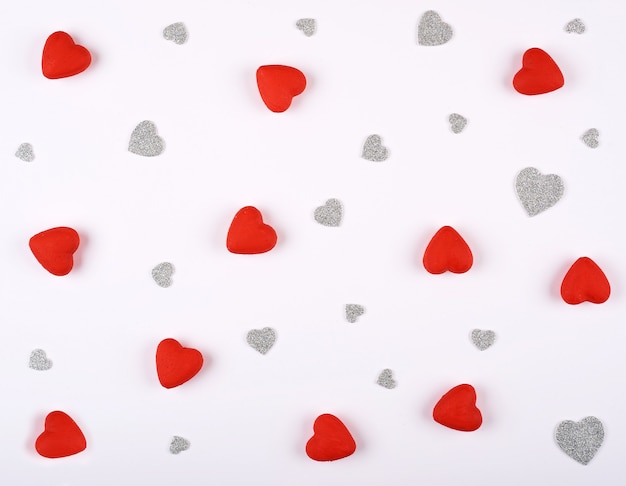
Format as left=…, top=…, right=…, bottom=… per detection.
left=449, top=113, right=467, bottom=134
left=29, top=349, right=52, bottom=371
left=296, top=18, right=316, bottom=37
left=376, top=369, right=397, bottom=389
left=555, top=417, right=604, bottom=465
left=152, top=262, right=174, bottom=288
left=417, top=11, right=453, bottom=46
left=170, top=436, right=190, bottom=454
left=362, top=135, right=388, bottom=162
left=128, top=121, right=165, bottom=157
left=15, top=143, right=35, bottom=162
left=345, top=304, right=365, bottom=323
left=163, top=22, right=188, bottom=45
left=515, top=167, right=564, bottom=217
left=581, top=128, right=599, bottom=148
left=246, top=327, right=276, bottom=355
left=565, top=18, right=586, bottom=34
left=314, top=199, right=342, bottom=227
left=471, top=329, right=496, bottom=351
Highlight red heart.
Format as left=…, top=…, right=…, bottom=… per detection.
left=42, top=31, right=92, bottom=79
left=422, top=226, right=473, bottom=274
left=560, top=257, right=610, bottom=305
left=256, top=65, right=306, bottom=112
left=29, top=227, right=80, bottom=276
left=226, top=206, right=277, bottom=254
left=433, top=384, right=482, bottom=432
left=156, top=338, right=204, bottom=389
left=305, top=414, right=356, bottom=461
left=35, top=411, right=87, bottom=458
left=513, top=48, right=564, bottom=95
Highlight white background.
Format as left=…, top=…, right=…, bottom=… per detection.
left=1, top=0, right=625, bottom=484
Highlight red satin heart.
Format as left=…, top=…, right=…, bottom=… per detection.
left=561, top=257, right=610, bottom=305
left=433, top=384, right=482, bottom=432
left=29, top=227, right=80, bottom=276
left=306, top=414, right=356, bottom=461
left=35, top=411, right=87, bottom=458
left=42, top=31, right=92, bottom=79
left=423, top=226, right=473, bottom=274
left=226, top=206, right=277, bottom=254
left=156, top=338, right=204, bottom=389
left=256, top=65, right=306, bottom=112
left=513, top=48, right=564, bottom=95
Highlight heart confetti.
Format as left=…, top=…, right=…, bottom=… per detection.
left=128, top=121, right=165, bottom=157
left=29, top=227, right=80, bottom=276
left=448, top=113, right=467, bottom=134
left=156, top=338, right=204, bottom=389
left=314, top=199, right=342, bottom=227
left=256, top=65, right=306, bottom=113
left=565, top=19, right=586, bottom=34
left=376, top=369, right=397, bottom=389
left=515, top=167, right=564, bottom=217
left=246, top=327, right=276, bottom=355
left=433, top=384, right=482, bottom=432
left=345, top=304, right=365, bottom=323
left=42, top=31, right=91, bottom=79
left=560, top=257, right=610, bottom=305
left=170, top=436, right=191, bottom=454
left=362, top=135, right=389, bottom=162
left=29, top=349, right=53, bottom=371
left=296, top=18, right=316, bottom=37
left=422, top=226, right=473, bottom=274
left=152, top=262, right=174, bottom=288
left=226, top=206, right=277, bottom=254
left=471, top=329, right=496, bottom=351
left=513, top=48, right=564, bottom=95
left=556, top=417, right=604, bottom=465
left=581, top=128, right=599, bottom=148
left=35, top=411, right=87, bottom=458
left=306, top=414, right=356, bottom=461
left=417, top=11, right=453, bottom=46
left=15, top=143, right=35, bottom=162
left=163, top=22, right=188, bottom=45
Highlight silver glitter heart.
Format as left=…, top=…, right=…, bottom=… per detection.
left=362, top=135, right=388, bottom=162
left=15, top=143, right=35, bottom=162
left=376, top=369, right=397, bottom=389
left=128, top=121, right=165, bottom=157
left=246, top=327, right=276, bottom=355
left=170, top=436, right=190, bottom=454
left=345, top=304, right=365, bottom=323
left=314, top=199, right=342, bottom=227
left=449, top=113, right=467, bottom=134
left=296, top=18, right=316, bottom=37
left=163, top=22, right=188, bottom=45
left=555, top=417, right=604, bottom=465
left=515, top=167, right=564, bottom=217
left=29, top=349, right=52, bottom=371
left=152, top=262, right=174, bottom=288
left=581, top=128, right=599, bottom=148
left=471, top=329, right=496, bottom=351
left=565, top=18, right=586, bottom=34
left=417, top=11, right=453, bottom=46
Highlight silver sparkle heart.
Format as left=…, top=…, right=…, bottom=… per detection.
left=314, top=199, right=342, bottom=227
left=362, top=135, right=388, bottom=162
left=170, top=436, right=190, bottom=454
left=246, top=327, right=276, bottom=355
left=296, top=18, right=316, bottom=37
left=417, top=11, right=453, bottom=46
left=449, top=113, right=467, bottom=134
left=345, top=304, right=365, bottom=323
left=29, top=349, right=52, bottom=371
left=152, top=262, right=174, bottom=288
left=555, top=417, right=604, bottom=465
left=471, top=329, right=496, bottom=351
left=565, top=18, right=586, bottom=34
left=163, top=22, right=188, bottom=45
left=15, top=143, right=35, bottom=162
left=515, top=167, right=564, bottom=217
left=376, top=369, right=397, bottom=389
left=582, top=128, right=599, bottom=148
left=128, top=121, right=165, bottom=157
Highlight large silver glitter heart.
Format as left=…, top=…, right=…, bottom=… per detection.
left=565, top=18, right=586, bottom=34
left=362, top=135, right=388, bottom=162
left=163, top=22, right=188, bottom=45
left=15, top=143, right=35, bottom=162
left=152, top=262, right=174, bottom=288
left=296, top=18, right=316, bottom=37
left=581, top=128, right=599, bottom=148
left=128, top=121, right=165, bottom=157
left=376, top=369, right=397, bottom=389
left=471, top=329, right=495, bottom=351
left=345, top=304, right=365, bottom=323
left=449, top=113, right=467, bottom=134
left=515, top=167, right=564, bottom=217
left=417, top=11, right=453, bottom=46
left=29, top=349, right=52, bottom=371
left=555, top=417, right=604, bottom=465
left=314, top=199, right=342, bottom=227
left=246, top=327, right=276, bottom=355
left=170, top=436, right=190, bottom=454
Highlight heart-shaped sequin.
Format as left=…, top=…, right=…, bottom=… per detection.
left=417, top=11, right=453, bottom=46
left=296, top=18, right=316, bottom=37
left=581, top=128, right=599, bottom=148
left=306, top=414, right=356, bottom=461
left=565, top=18, right=586, bottom=34
left=345, top=304, right=365, bottom=323
left=246, top=327, right=276, bottom=355
left=376, top=369, right=397, bottom=389
left=314, top=199, right=342, bottom=227
left=556, top=417, right=604, bottom=465
left=362, top=135, right=388, bottom=162
left=128, top=121, right=165, bottom=157
left=163, top=22, right=188, bottom=44
left=448, top=113, right=467, bottom=134
left=170, top=436, right=190, bottom=454
left=152, top=262, right=174, bottom=288
left=29, top=349, right=53, bottom=370
left=471, top=329, right=496, bottom=351
left=515, top=167, right=564, bottom=217
left=15, top=143, right=35, bottom=162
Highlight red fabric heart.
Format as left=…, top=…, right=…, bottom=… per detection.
left=256, top=65, right=306, bottom=112
left=35, top=411, right=87, bottom=458
left=156, top=338, right=204, bottom=389
left=433, top=384, right=482, bottom=432
left=561, top=257, right=610, bottom=305
left=306, top=414, right=356, bottom=461
left=42, top=31, right=92, bottom=79
left=513, top=48, right=564, bottom=95
left=226, top=206, right=277, bottom=254
left=29, top=227, right=80, bottom=276
left=422, top=226, right=473, bottom=274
